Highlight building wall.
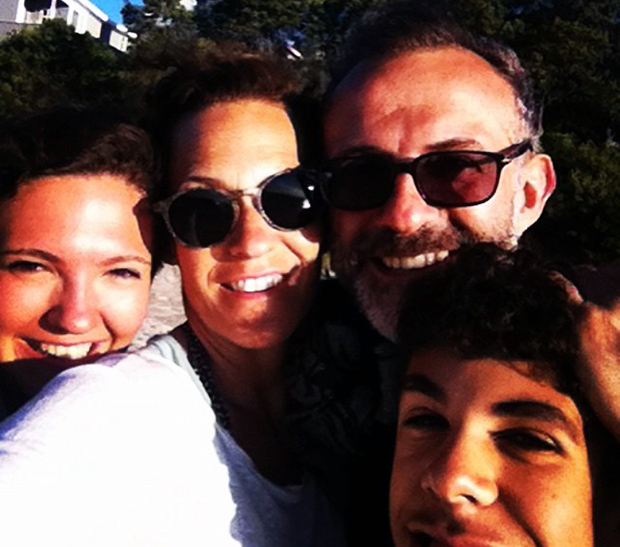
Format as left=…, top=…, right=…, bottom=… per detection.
left=0, top=0, right=20, bottom=22
left=1, top=0, right=131, bottom=51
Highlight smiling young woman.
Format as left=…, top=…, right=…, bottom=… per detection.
left=0, top=108, right=156, bottom=411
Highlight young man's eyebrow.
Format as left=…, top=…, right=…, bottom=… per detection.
left=401, top=373, right=446, bottom=402
left=493, top=400, right=581, bottom=441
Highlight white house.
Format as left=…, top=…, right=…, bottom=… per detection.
left=0, top=0, right=134, bottom=52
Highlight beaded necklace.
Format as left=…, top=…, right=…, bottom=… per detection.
left=182, top=323, right=231, bottom=430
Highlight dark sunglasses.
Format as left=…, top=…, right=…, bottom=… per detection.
left=154, top=167, right=323, bottom=248
left=321, top=140, right=533, bottom=211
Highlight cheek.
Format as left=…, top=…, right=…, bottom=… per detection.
left=284, top=230, right=320, bottom=263
left=174, top=246, right=218, bottom=301
left=103, top=281, right=152, bottom=346
left=329, top=211, right=370, bottom=246
left=390, top=447, right=425, bottom=532
left=545, top=465, right=592, bottom=543
left=0, top=276, right=50, bottom=331
left=448, top=200, right=513, bottom=238
left=505, top=460, right=592, bottom=545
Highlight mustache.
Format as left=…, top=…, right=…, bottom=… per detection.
left=347, top=226, right=475, bottom=259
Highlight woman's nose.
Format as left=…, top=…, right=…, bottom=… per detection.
left=223, top=199, right=279, bottom=258
left=40, top=281, right=98, bottom=335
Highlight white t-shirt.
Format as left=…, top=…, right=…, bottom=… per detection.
left=0, top=350, right=239, bottom=547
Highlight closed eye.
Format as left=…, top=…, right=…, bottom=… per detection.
left=4, top=260, right=48, bottom=274
left=494, top=428, right=562, bottom=455
left=108, top=268, right=142, bottom=280
left=402, top=411, right=448, bottom=432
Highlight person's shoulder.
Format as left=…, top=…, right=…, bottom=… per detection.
left=297, top=277, right=389, bottom=364
left=40, top=348, right=192, bottom=408
left=0, top=348, right=238, bottom=547
left=0, top=350, right=205, bottom=444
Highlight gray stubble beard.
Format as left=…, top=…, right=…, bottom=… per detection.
left=330, top=223, right=520, bottom=342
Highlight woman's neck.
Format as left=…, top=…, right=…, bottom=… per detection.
left=184, top=316, right=287, bottom=407
left=176, top=318, right=299, bottom=484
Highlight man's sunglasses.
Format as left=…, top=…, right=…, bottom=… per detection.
left=320, top=140, right=533, bottom=211
left=154, top=167, right=323, bottom=248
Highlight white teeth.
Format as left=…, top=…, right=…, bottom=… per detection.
left=229, top=274, right=283, bottom=293
left=382, top=250, right=450, bottom=270
left=39, top=342, right=92, bottom=359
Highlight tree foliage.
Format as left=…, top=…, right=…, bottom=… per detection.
left=0, top=19, right=126, bottom=116
left=450, top=0, right=620, bottom=263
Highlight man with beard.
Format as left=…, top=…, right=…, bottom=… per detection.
left=286, top=3, right=556, bottom=545
left=321, top=2, right=555, bottom=341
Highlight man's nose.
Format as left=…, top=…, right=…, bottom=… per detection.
left=373, top=173, right=441, bottom=233
left=420, top=433, right=499, bottom=510
left=41, top=280, right=98, bottom=335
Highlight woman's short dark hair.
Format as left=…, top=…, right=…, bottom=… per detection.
left=0, top=107, right=157, bottom=202
left=146, top=50, right=322, bottom=198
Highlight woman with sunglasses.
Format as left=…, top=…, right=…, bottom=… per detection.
left=0, top=107, right=155, bottom=417
left=136, top=52, right=343, bottom=546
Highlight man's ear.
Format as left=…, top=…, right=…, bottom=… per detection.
left=514, top=153, right=556, bottom=235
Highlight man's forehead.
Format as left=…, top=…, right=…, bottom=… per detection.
left=324, top=47, right=523, bottom=156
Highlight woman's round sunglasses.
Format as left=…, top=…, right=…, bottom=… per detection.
left=154, top=167, right=324, bottom=248
left=320, top=140, right=533, bottom=211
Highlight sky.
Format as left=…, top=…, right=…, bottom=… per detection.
left=95, top=0, right=133, bottom=23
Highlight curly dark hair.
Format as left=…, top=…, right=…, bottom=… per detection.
left=397, top=243, right=581, bottom=397
left=0, top=107, right=157, bottom=202
left=328, top=1, right=542, bottom=146
left=147, top=50, right=322, bottom=198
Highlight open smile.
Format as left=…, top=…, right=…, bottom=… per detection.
left=25, top=339, right=102, bottom=360
left=380, top=250, right=450, bottom=270
left=222, top=272, right=288, bottom=294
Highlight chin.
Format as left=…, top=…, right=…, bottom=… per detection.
left=352, top=271, right=404, bottom=341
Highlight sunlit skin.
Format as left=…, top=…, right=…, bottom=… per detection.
left=0, top=174, right=153, bottom=363
left=390, top=349, right=593, bottom=547
left=169, top=99, right=320, bottom=354
left=324, top=48, right=555, bottom=339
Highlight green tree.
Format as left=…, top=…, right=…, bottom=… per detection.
left=529, top=133, right=620, bottom=263
left=293, top=0, right=387, bottom=58
left=0, top=19, right=127, bottom=116
left=122, top=0, right=195, bottom=36
left=193, top=0, right=306, bottom=46
left=446, top=0, right=620, bottom=263
left=125, top=0, right=389, bottom=58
